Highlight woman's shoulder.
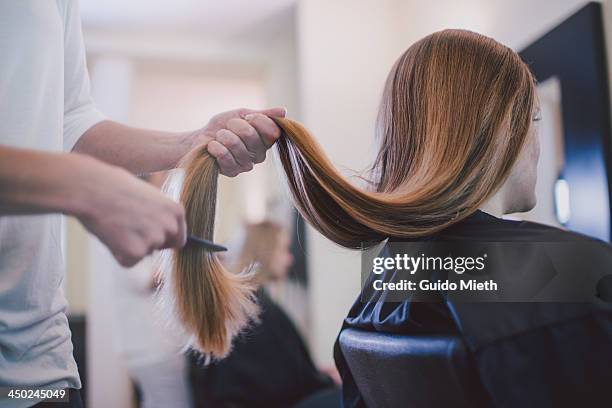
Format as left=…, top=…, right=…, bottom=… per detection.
left=440, top=210, right=611, bottom=248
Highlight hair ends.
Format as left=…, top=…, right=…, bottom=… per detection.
left=157, top=145, right=259, bottom=359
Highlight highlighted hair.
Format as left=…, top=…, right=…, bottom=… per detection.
left=158, top=29, right=535, bottom=358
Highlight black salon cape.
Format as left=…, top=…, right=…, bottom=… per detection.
left=192, top=289, right=335, bottom=408
left=334, top=211, right=612, bottom=408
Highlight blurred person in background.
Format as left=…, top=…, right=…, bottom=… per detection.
left=191, top=221, right=341, bottom=408
left=0, top=1, right=284, bottom=407
left=111, top=172, right=192, bottom=408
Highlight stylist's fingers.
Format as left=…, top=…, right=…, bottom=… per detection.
left=237, top=106, right=286, bottom=119
left=242, top=113, right=282, bottom=148
left=226, top=118, right=267, bottom=163
left=161, top=203, right=187, bottom=249
left=207, top=140, right=241, bottom=177
left=253, top=107, right=287, bottom=118
left=215, top=129, right=253, bottom=172
left=176, top=207, right=187, bottom=247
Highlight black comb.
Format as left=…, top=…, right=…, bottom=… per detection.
left=187, top=235, right=227, bottom=252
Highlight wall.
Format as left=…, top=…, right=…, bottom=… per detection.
left=395, top=0, right=592, bottom=50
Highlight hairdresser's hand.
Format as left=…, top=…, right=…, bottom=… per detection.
left=190, top=107, right=286, bottom=177
left=75, top=156, right=187, bottom=267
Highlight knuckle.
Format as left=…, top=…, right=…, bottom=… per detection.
left=224, top=169, right=239, bottom=178
left=126, top=257, right=139, bottom=267
left=226, top=117, right=242, bottom=128
left=217, top=130, right=241, bottom=149
left=226, top=135, right=242, bottom=150
left=126, top=239, right=147, bottom=259
left=220, top=156, right=235, bottom=169
left=128, top=247, right=145, bottom=261
left=165, top=219, right=179, bottom=237
left=154, top=234, right=166, bottom=249
left=269, top=125, right=281, bottom=140
left=171, top=202, right=185, bottom=218
left=119, top=253, right=138, bottom=267
left=217, top=148, right=232, bottom=161
left=254, top=153, right=266, bottom=164
left=176, top=206, right=186, bottom=221
left=115, top=254, right=128, bottom=267
left=241, top=123, right=257, bottom=137
left=170, top=218, right=182, bottom=238
left=143, top=238, right=159, bottom=253
left=228, top=118, right=256, bottom=137
left=119, top=259, right=130, bottom=267
left=240, top=167, right=251, bottom=174
left=215, top=129, right=230, bottom=141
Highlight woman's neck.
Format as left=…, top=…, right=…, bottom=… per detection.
left=479, top=194, right=505, bottom=218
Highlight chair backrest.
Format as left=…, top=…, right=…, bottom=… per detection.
left=339, top=328, right=491, bottom=408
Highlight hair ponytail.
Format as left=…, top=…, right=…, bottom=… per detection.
left=273, top=117, right=476, bottom=248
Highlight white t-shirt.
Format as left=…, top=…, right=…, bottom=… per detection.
left=0, top=1, right=104, bottom=406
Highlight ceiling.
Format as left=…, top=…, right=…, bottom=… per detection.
left=80, top=0, right=297, bottom=39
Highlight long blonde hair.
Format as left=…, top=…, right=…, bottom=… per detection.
left=158, top=29, right=536, bottom=358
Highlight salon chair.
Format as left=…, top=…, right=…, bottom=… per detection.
left=338, top=329, right=491, bottom=408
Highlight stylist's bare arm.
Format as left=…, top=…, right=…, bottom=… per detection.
left=0, top=146, right=183, bottom=266
left=0, top=106, right=285, bottom=266
left=72, top=106, right=286, bottom=176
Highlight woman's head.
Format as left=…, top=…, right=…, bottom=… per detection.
left=274, top=29, right=539, bottom=247
left=234, top=221, right=294, bottom=283
left=374, top=29, right=538, bottom=213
